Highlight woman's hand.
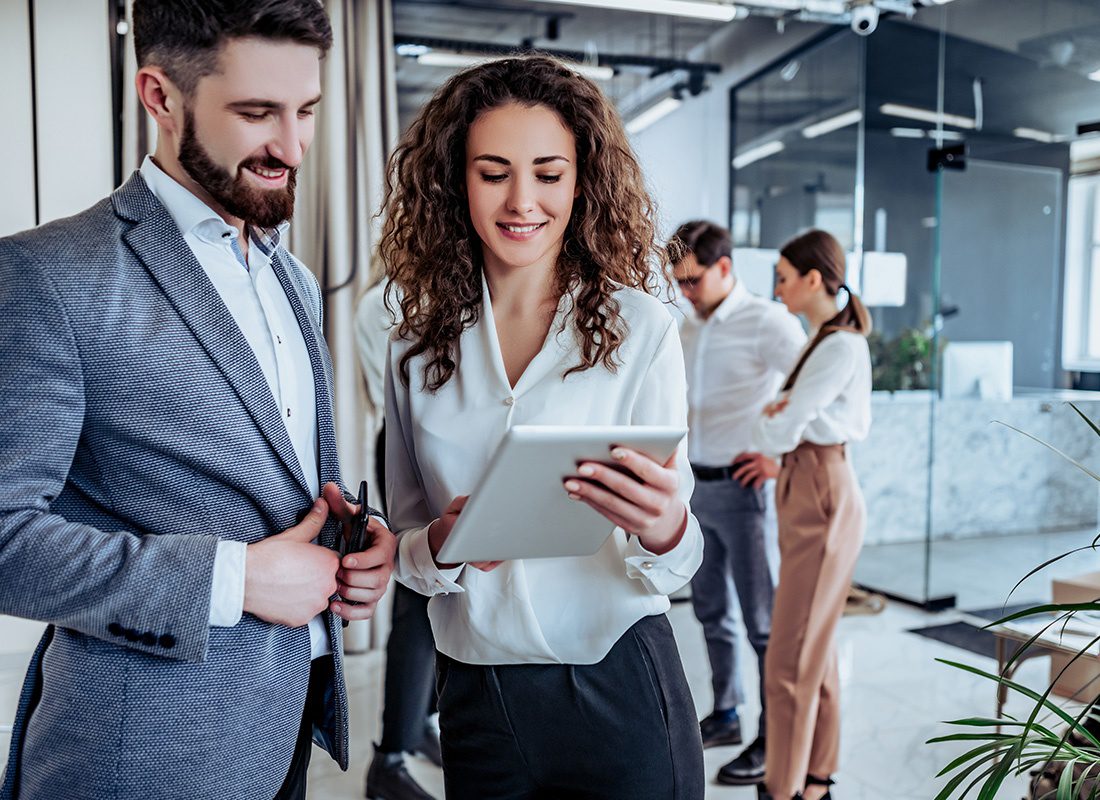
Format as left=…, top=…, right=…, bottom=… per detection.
left=731, top=451, right=779, bottom=489
left=427, top=495, right=502, bottom=573
left=564, top=447, right=688, bottom=555
left=763, top=398, right=789, bottom=418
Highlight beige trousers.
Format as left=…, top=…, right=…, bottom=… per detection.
left=764, top=442, right=865, bottom=799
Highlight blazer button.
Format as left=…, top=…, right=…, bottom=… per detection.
left=124, top=628, right=140, bottom=642
left=158, top=634, right=177, bottom=649
left=108, top=622, right=123, bottom=637
left=140, top=632, right=157, bottom=647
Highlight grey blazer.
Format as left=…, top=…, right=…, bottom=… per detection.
left=0, top=174, right=361, bottom=799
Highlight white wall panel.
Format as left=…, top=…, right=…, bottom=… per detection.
left=0, top=0, right=38, bottom=237
left=33, top=0, right=114, bottom=223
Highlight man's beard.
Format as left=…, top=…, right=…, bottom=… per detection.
left=178, top=108, right=297, bottom=229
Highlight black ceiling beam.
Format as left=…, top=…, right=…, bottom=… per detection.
left=393, top=33, right=722, bottom=80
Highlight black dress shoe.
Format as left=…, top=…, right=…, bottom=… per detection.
left=717, top=736, right=766, bottom=785
left=365, top=747, right=437, bottom=800
left=699, top=710, right=743, bottom=748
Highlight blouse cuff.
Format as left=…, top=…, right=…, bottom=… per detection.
left=623, top=515, right=703, bottom=596
left=397, top=524, right=465, bottom=597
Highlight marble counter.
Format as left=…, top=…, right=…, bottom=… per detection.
left=851, top=392, right=1100, bottom=545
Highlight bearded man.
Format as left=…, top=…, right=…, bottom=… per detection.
left=0, top=2, right=395, bottom=798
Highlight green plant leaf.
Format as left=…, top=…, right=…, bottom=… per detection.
left=994, top=420, right=1100, bottom=482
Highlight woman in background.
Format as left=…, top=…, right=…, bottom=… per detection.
left=377, top=55, right=705, bottom=800
left=734, top=229, right=872, bottom=800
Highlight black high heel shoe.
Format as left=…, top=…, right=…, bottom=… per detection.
left=799, top=774, right=835, bottom=799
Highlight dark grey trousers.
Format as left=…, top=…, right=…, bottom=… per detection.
left=688, top=476, right=774, bottom=726
left=436, top=614, right=704, bottom=800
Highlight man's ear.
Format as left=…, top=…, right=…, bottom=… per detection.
left=135, top=66, right=182, bottom=135
left=716, top=255, right=733, bottom=278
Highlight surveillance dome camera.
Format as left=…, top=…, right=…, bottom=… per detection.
left=851, top=4, right=879, bottom=36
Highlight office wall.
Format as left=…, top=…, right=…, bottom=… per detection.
left=630, top=16, right=824, bottom=237
left=34, top=0, right=115, bottom=223
left=0, top=2, right=37, bottom=237
left=0, top=0, right=114, bottom=238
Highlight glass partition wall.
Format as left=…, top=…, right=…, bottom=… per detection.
left=730, top=0, right=1100, bottom=609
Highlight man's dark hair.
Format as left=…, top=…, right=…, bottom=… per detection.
left=671, top=220, right=733, bottom=267
left=133, top=0, right=333, bottom=96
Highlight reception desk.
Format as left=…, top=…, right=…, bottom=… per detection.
left=851, top=390, right=1100, bottom=546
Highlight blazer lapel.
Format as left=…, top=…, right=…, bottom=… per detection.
left=113, top=174, right=312, bottom=498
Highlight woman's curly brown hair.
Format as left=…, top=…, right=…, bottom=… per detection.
left=379, top=55, right=671, bottom=391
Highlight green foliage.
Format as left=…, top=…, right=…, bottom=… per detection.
left=930, top=403, right=1100, bottom=799
left=869, top=326, right=936, bottom=391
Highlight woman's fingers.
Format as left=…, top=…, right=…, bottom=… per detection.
left=606, top=447, right=678, bottom=493
left=565, top=476, right=651, bottom=532
left=570, top=462, right=665, bottom=516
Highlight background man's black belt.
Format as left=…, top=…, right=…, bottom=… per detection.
left=691, top=464, right=737, bottom=481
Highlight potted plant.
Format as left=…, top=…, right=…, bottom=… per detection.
left=930, top=403, right=1100, bottom=799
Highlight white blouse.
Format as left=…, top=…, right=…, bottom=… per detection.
left=751, top=330, right=872, bottom=458
left=385, top=279, right=704, bottom=665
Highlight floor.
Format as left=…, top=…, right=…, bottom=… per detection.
left=4, top=529, right=1096, bottom=799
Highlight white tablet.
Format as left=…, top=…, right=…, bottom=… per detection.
left=436, top=425, right=687, bottom=564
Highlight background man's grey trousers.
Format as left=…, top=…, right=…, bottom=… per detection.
left=689, top=476, right=774, bottom=729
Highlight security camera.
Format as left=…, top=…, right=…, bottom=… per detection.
left=850, top=4, right=879, bottom=36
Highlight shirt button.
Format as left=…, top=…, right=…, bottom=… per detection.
left=641, top=561, right=654, bottom=570
left=503, top=397, right=514, bottom=406
left=286, top=408, right=292, bottom=418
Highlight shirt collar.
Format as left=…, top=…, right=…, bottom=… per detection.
left=705, top=278, right=751, bottom=323
left=139, top=156, right=288, bottom=252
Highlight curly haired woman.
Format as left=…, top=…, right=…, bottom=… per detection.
left=377, top=55, right=706, bottom=799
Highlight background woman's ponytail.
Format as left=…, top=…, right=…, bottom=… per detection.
left=779, top=229, right=872, bottom=390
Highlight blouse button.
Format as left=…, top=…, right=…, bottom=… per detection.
left=503, top=396, right=515, bottom=406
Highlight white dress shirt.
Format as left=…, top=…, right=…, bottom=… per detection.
left=386, top=278, right=704, bottom=665
left=140, top=157, right=329, bottom=658
left=751, top=330, right=872, bottom=458
left=354, top=282, right=393, bottom=412
left=679, top=280, right=806, bottom=465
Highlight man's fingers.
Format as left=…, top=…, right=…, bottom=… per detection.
left=321, top=482, right=357, bottom=521
left=337, top=582, right=386, bottom=604
left=341, top=529, right=396, bottom=569
left=331, top=600, right=378, bottom=621
left=278, top=499, right=329, bottom=542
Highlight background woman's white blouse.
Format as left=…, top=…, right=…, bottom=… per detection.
left=385, top=282, right=704, bottom=665
left=751, top=330, right=872, bottom=458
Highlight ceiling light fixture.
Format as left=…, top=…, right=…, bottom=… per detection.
left=415, top=51, right=614, bottom=81
left=732, top=140, right=785, bottom=169
left=1014, top=127, right=1064, bottom=144
left=625, top=96, right=684, bottom=135
left=528, top=0, right=745, bottom=22
left=880, top=102, right=976, bottom=129
left=802, top=109, right=862, bottom=139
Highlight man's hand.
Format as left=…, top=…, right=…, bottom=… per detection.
left=243, top=498, right=340, bottom=627
left=731, top=451, right=780, bottom=489
left=322, top=482, right=397, bottom=621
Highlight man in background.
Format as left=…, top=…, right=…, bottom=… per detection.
left=672, top=220, right=806, bottom=786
